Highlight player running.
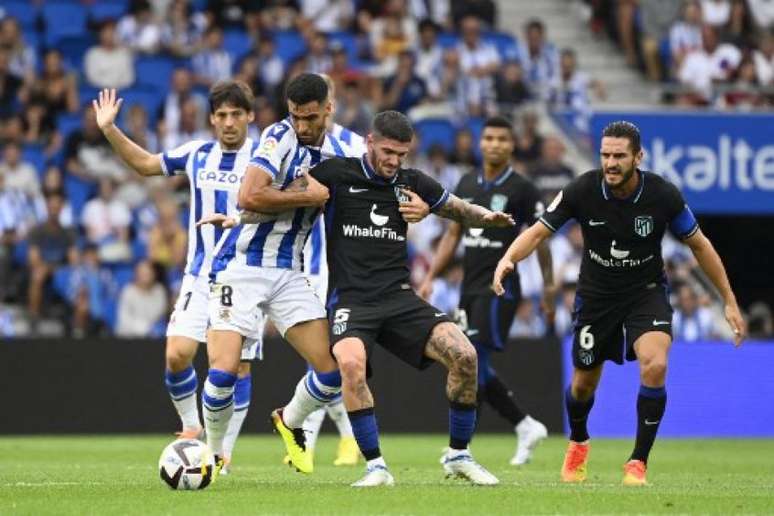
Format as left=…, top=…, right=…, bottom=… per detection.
left=493, top=120, right=746, bottom=486
left=418, top=116, right=552, bottom=466
left=93, top=82, right=262, bottom=474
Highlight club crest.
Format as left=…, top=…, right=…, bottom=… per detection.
left=490, top=193, right=508, bottom=212
left=634, top=215, right=653, bottom=237
left=394, top=186, right=410, bottom=203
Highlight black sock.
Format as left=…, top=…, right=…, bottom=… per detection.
left=474, top=386, right=486, bottom=432
left=484, top=376, right=526, bottom=426
left=630, top=385, right=666, bottom=464
left=565, top=386, right=594, bottom=442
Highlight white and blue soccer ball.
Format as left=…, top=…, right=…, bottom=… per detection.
left=158, top=439, right=215, bottom=490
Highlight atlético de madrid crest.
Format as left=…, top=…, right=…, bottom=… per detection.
left=490, top=194, right=508, bottom=212
left=394, top=186, right=410, bottom=203
left=634, top=215, right=653, bottom=237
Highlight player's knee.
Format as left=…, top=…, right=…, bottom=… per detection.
left=336, top=352, right=366, bottom=382
left=641, top=355, right=667, bottom=383
left=166, top=345, right=194, bottom=372
left=451, top=342, right=478, bottom=378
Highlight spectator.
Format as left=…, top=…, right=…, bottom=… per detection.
left=305, top=31, right=333, bottom=75
left=259, top=0, right=300, bottom=31
left=252, top=34, right=285, bottom=92
left=747, top=0, right=774, bottom=29
left=636, top=0, right=684, bottom=81
left=0, top=171, right=28, bottom=300
left=528, top=135, right=575, bottom=206
left=234, top=56, right=265, bottom=101
left=159, top=68, right=209, bottom=140
left=457, top=14, right=500, bottom=116
left=669, top=0, right=704, bottom=74
left=518, top=18, right=558, bottom=99
left=206, top=0, right=262, bottom=31
left=117, top=0, right=162, bottom=54
left=495, top=61, right=530, bottom=110
left=424, top=143, right=462, bottom=191
left=508, top=299, right=546, bottom=338
left=553, top=282, right=578, bottom=338
left=0, top=48, right=22, bottom=118
left=0, top=141, right=40, bottom=196
left=21, top=100, right=58, bottom=151
left=753, top=32, right=774, bottom=87
left=701, top=0, right=731, bottom=27
left=148, top=198, right=187, bottom=270
left=416, top=19, right=445, bottom=99
left=719, top=0, right=756, bottom=49
left=125, top=104, right=159, bottom=154
left=428, top=261, right=464, bottom=315
left=512, top=110, right=544, bottom=166
left=335, top=78, right=373, bottom=136
left=161, top=97, right=211, bottom=150
left=548, top=49, right=603, bottom=133
left=370, top=0, right=418, bottom=75
left=26, top=191, right=79, bottom=325
left=673, top=284, right=717, bottom=341
left=84, top=20, right=135, bottom=89
left=327, top=43, right=363, bottom=97
left=0, top=17, right=36, bottom=81
left=39, top=166, right=74, bottom=227
left=381, top=50, right=428, bottom=112
left=116, top=259, right=168, bottom=337
left=300, top=0, right=354, bottom=32
left=64, top=106, right=125, bottom=181
left=722, top=56, right=766, bottom=108
left=62, top=244, right=108, bottom=338
left=747, top=301, right=774, bottom=339
left=550, top=222, right=582, bottom=286
left=678, top=24, right=742, bottom=104
left=448, top=128, right=478, bottom=169
left=451, top=0, right=497, bottom=28
left=0, top=114, right=25, bottom=146
left=161, top=0, right=208, bottom=57
left=411, top=0, right=452, bottom=30
left=19, top=49, right=79, bottom=119
left=191, top=26, right=232, bottom=88
left=81, top=178, right=132, bottom=263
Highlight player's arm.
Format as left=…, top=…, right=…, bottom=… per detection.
left=238, top=165, right=328, bottom=213
left=417, top=221, right=463, bottom=300
left=435, top=194, right=515, bottom=228
left=492, top=222, right=553, bottom=296
left=93, top=88, right=163, bottom=177
left=536, top=240, right=556, bottom=322
left=684, top=229, right=746, bottom=345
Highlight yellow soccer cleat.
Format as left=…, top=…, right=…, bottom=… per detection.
left=622, top=459, right=648, bottom=486
left=211, top=454, right=225, bottom=483
left=560, top=441, right=589, bottom=483
left=271, top=409, right=313, bottom=474
left=333, top=436, right=361, bottom=466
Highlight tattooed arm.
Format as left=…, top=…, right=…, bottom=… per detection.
left=435, top=194, right=515, bottom=228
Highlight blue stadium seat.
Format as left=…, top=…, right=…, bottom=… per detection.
left=483, top=31, right=521, bottom=62
left=134, top=55, right=175, bottom=92
left=89, top=2, right=128, bottom=22
left=223, top=29, right=253, bottom=65
left=326, top=31, right=359, bottom=66
left=41, top=3, right=87, bottom=47
left=273, top=30, right=307, bottom=65
left=79, top=85, right=100, bottom=108
left=414, top=119, right=456, bottom=153
left=2, top=2, right=38, bottom=30
left=64, top=174, right=96, bottom=220
left=437, top=32, right=460, bottom=49
left=58, top=35, right=95, bottom=72
left=57, top=113, right=82, bottom=141
left=22, top=144, right=46, bottom=179
left=119, top=86, right=163, bottom=122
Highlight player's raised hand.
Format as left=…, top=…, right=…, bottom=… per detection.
left=417, top=277, right=434, bottom=300
left=724, top=302, right=746, bottom=347
left=92, top=88, right=123, bottom=131
left=196, top=213, right=238, bottom=228
left=492, top=258, right=515, bottom=296
left=398, top=188, right=429, bottom=223
left=304, top=173, right=329, bottom=207
left=482, top=211, right=515, bottom=228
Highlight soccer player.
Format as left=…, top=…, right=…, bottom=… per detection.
left=93, top=83, right=263, bottom=473
left=418, top=115, right=552, bottom=466
left=492, top=120, right=746, bottom=485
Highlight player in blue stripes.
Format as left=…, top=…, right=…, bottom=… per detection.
left=94, top=82, right=263, bottom=473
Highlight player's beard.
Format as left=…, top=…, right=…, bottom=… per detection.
left=605, top=162, right=635, bottom=190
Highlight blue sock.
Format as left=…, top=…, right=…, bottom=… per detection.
left=348, top=408, right=381, bottom=460
left=202, top=369, right=238, bottom=411
left=565, top=386, right=595, bottom=442
left=305, top=369, right=342, bottom=402
left=449, top=401, right=476, bottom=450
left=165, top=366, right=197, bottom=401
left=234, top=374, right=252, bottom=412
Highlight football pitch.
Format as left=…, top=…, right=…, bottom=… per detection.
left=1, top=435, right=772, bottom=515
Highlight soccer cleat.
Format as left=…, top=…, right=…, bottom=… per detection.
left=442, top=450, right=500, bottom=486
left=511, top=416, right=548, bottom=466
left=622, top=459, right=648, bottom=486
left=175, top=426, right=203, bottom=440
left=351, top=465, right=395, bottom=487
left=560, top=441, right=589, bottom=483
left=212, top=454, right=225, bottom=482
left=334, top=437, right=360, bottom=466
left=271, top=409, right=313, bottom=474
left=220, top=456, right=231, bottom=476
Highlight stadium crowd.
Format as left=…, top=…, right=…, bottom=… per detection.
left=0, top=0, right=768, bottom=340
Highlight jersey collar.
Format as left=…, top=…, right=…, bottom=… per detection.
left=360, top=154, right=399, bottom=184
left=477, top=166, right=513, bottom=190
left=601, top=169, right=645, bottom=203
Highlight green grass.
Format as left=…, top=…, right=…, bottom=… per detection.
left=1, top=435, right=773, bottom=515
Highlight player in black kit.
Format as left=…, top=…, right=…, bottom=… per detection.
left=418, top=116, right=554, bottom=466
left=493, top=121, right=746, bottom=486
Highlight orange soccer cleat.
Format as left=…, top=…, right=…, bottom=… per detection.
left=622, top=459, right=648, bottom=486
left=560, top=441, right=589, bottom=483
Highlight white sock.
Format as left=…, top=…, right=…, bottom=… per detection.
left=222, top=408, right=248, bottom=459
left=165, top=367, right=201, bottom=430
left=303, top=408, right=326, bottom=451
left=367, top=456, right=387, bottom=470
left=325, top=399, right=354, bottom=438
left=173, top=395, right=201, bottom=430
left=283, top=375, right=326, bottom=429
left=202, top=372, right=237, bottom=457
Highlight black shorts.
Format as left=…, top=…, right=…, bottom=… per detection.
left=328, top=291, right=451, bottom=370
left=458, top=292, right=520, bottom=352
left=571, top=283, right=673, bottom=369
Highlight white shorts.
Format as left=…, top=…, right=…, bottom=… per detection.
left=167, top=273, right=264, bottom=361
left=306, top=270, right=328, bottom=306
left=209, top=267, right=326, bottom=338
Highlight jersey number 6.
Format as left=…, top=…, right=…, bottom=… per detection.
left=579, top=325, right=595, bottom=350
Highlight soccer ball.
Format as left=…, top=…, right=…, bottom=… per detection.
left=158, top=439, right=215, bottom=490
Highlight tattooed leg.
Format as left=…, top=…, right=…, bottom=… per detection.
left=332, top=337, right=373, bottom=411
left=424, top=322, right=478, bottom=405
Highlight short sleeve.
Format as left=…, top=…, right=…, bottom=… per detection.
left=414, top=170, right=449, bottom=213
left=249, top=122, right=295, bottom=179
left=308, top=159, right=339, bottom=188
left=539, top=179, right=580, bottom=233
left=515, top=180, right=544, bottom=227
left=664, top=182, right=699, bottom=239
left=160, top=139, right=207, bottom=177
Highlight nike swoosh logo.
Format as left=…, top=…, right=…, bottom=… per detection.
left=434, top=312, right=446, bottom=317
left=589, top=220, right=605, bottom=226
left=644, top=419, right=660, bottom=426
left=653, top=319, right=671, bottom=326
left=349, top=187, right=368, bottom=193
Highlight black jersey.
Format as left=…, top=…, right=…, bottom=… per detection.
left=540, top=169, right=698, bottom=297
left=454, top=167, right=543, bottom=297
left=310, top=156, right=449, bottom=303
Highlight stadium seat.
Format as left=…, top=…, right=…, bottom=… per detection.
left=119, top=86, right=163, bottom=122
left=57, top=113, right=82, bottom=141
left=58, top=35, right=95, bottom=72
left=41, top=3, right=87, bottom=47
left=326, top=31, right=360, bottom=66
left=483, top=31, right=521, bottom=62
left=134, top=56, right=175, bottom=92
left=437, top=32, right=460, bottom=49
left=414, top=118, right=456, bottom=153
left=223, top=29, right=253, bottom=65
left=2, top=2, right=38, bottom=30
left=273, top=30, right=307, bottom=65
left=89, top=2, right=129, bottom=22
left=22, top=144, right=46, bottom=179
left=79, top=85, right=100, bottom=108
left=64, top=174, right=97, bottom=220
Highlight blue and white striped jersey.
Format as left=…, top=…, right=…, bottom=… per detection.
left=211, top=120, right=364, bottom=275
left=160, top=137, right=258, bottom=277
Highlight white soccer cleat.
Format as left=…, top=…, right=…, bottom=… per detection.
left=442, top=450, right=499, bottom=486
left=511, top=416, right=548, bottom=466
left=351, top=465, right=395, bottom=487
